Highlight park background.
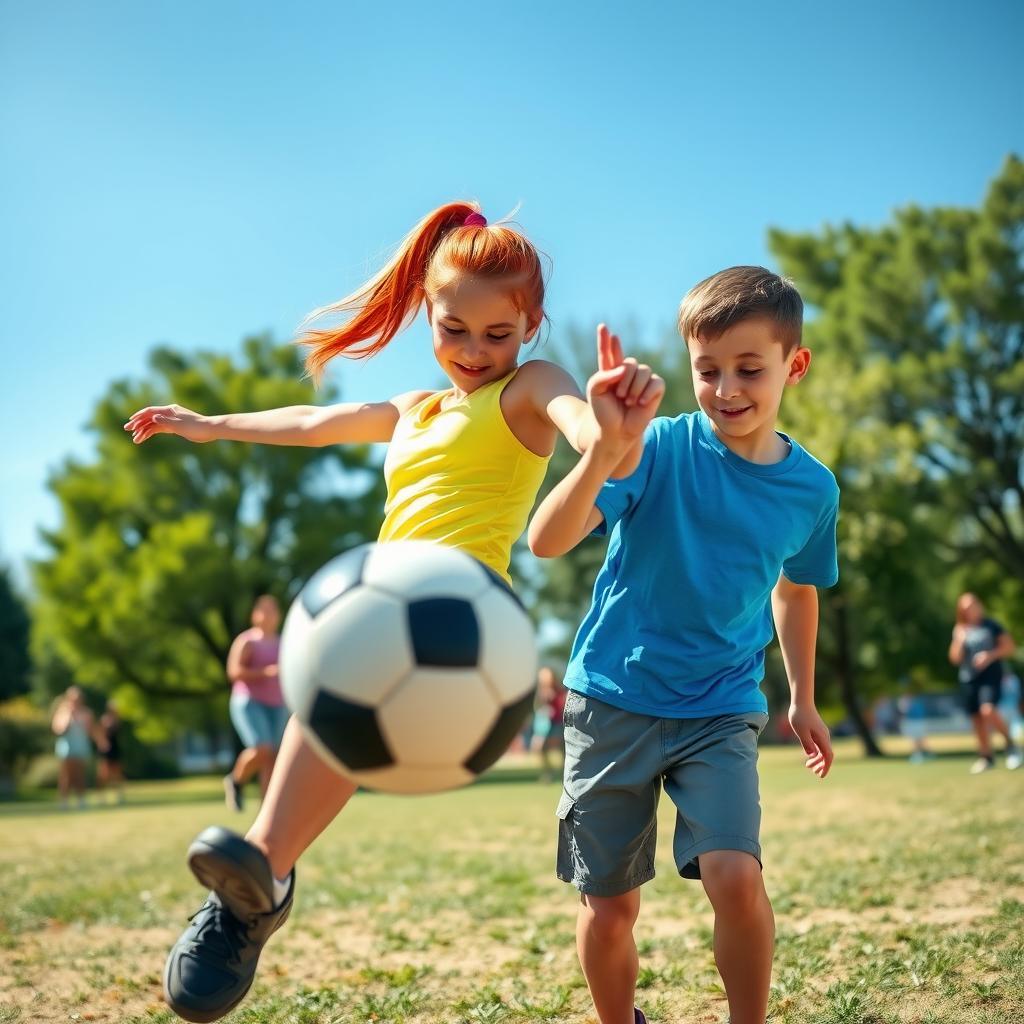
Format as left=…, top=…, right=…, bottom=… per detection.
left=1, top=2, right=1023, bottom=1022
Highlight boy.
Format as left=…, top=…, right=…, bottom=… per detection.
left=528, top=266, right=838, bottom=1024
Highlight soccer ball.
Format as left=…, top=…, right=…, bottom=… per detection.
left=280, top=541, right=537, bottom=794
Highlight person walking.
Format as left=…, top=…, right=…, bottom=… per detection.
left=948, top=592, right=1021, bottom=773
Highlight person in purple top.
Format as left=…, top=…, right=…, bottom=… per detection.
left=223, top=595, right=289, bottom=810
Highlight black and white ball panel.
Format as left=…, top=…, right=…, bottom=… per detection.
left=407, top=598, right=480, bottom=667
left=361, top=540, right=491, bottom=603
left=476, top=586, right=538, bottom=702
left=300, top=546, right=372, bottom=616
left=464, top=689, right=536, bottom=775
left=282, top=588, right=413, bottom=718
left=378, top=667, right=502, bottom=765
left=351, top=763, right=475, bottom=795
left=281, top=540, right=538, bottom=794
left=307, top=691, right=392, bottom=771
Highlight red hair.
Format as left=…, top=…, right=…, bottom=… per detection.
left=299, top=201, right=546, bottom=382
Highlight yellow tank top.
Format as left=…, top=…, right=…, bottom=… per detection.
left=378, top=369, right=551, bottom=584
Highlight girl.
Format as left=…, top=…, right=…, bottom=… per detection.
left=51, top=685, right=95, bottom=810
left=948, top=592, right=1020, bottom=774
left=126, top=201, right=663, bottom=1023
left=223, top=594, right=288, bottom=811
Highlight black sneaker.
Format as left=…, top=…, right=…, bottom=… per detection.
left=222, top=774, right=243, bottom=812
left=163, top=828, right=293, bottom=1022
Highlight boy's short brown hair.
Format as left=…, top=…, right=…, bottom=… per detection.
left=677, top=266, right=803, bottom=351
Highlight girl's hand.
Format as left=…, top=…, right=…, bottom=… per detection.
left=972, top=651, right=991, bottom=670
left=788, top=703, right=833, bottom=779
left=124, top=404, right=214, bottom=444
left=587, top=324, right=664, bottom=453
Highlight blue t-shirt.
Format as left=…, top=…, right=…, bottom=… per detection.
left=565, top=411, right=840, bottom=718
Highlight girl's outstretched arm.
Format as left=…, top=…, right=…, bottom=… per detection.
left=124, top=390, right=433, bottom=448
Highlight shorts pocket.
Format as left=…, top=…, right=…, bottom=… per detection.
left=562, top=691, right=584, bottom=727
left=555, top=790, right=575, bottom=820
left=743, top=712, right=770, bottom=736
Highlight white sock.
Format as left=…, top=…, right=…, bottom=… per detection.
left=272, top=872, right=291, bottom=908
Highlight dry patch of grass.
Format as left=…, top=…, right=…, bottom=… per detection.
left=2, top=742, right=1023, bottom=1023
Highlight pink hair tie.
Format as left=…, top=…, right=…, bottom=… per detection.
left=463, top=212, right=487, bottom=227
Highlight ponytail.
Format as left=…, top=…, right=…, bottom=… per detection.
left=299, top=201, right=481, bottom=382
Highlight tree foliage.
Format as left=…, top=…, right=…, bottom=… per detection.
left=32, top=336, right=384, bottom=739
left=0, top=565, right=31, bottom=700
left=769, top=154, right=1024, bottom=748
left=531, top=158, right=1022, bottom=754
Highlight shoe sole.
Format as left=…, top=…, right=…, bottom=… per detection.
left=187, top=828, right=274, bottom=918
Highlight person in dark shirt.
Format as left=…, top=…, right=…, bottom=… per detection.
left=96, top=699, right=126, bottom=804
left=948, top=592, right=1020, bottom=774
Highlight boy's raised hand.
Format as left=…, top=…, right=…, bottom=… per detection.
left=788, top=703, right=834, bottom=779
left=587, top=324, right=664, bottom=453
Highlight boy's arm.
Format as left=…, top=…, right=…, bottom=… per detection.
left=124, top=390, right=433, bottom=447
left=529, top=325, right=664, bottom=558
left=524, top=330, right=654, bottom=477
left=771, top=574, right=834, bottom=779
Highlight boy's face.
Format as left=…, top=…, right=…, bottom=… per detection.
left=688, top=316, right=809, bottom=446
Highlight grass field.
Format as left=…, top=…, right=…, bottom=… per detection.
left=2, top=739, right=1023, bottom=1024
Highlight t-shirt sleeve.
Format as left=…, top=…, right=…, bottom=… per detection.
left=591, top=420, right=660, bottom=537
left=782, top=490, right=839, bottom=587
left=985, top=618, right=1005, bottom=640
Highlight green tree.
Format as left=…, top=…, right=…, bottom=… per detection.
left=770, top=154, right=1024, bottom=750
left=0, top=565, right=31, bottom=700
left=32, top=336, right=384, bottom=740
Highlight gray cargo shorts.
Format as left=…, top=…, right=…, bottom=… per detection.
left=556, top=690, right=769, bottom=896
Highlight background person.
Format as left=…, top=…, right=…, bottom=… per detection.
left=531, top=665, right=566, bottom=783
left=897, top=681, right=932, bottom=765
left=948, top=592, right=1021, bottom=773
left=51, top=686, right=94, bottom=810
left=95, top=699, right=126, bottom=804
left=223, top=594, right=289, bottom=810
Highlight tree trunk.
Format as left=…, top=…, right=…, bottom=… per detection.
left=832, top=588, right=883, bottom=757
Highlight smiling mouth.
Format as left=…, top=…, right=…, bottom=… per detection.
left=455, top=362, right=489, bottom=376
left=717, top=405, right=752, bottom=417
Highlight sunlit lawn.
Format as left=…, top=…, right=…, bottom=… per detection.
left=2, top=737, right=1023, bottom=1024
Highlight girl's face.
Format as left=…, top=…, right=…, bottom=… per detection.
left=426, top=274, right=538, bottom=393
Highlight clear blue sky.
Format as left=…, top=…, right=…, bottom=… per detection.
left=2, top=0, right=1022, bottom=583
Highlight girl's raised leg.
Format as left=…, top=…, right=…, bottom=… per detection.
left=244, top=715, right=358, bottom=879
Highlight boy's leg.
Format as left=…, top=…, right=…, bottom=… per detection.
left=662, top=713, right=770, bottom=1024
left=576, top=888, right=642, bottom=1024
left=557, top=694, right=662, bottom=1024
left=699, top=850, right=774, bottom=1024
